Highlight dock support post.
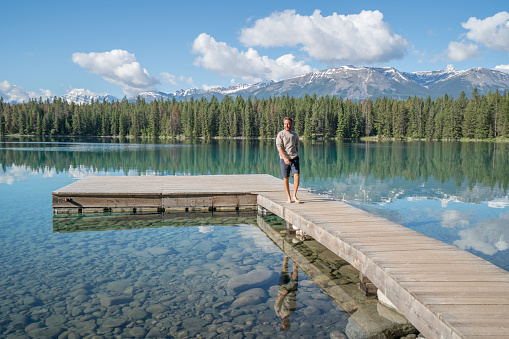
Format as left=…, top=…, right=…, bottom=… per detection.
left=359, top=272, right=378, bottom=296
left=257, top=205, right=270, bottom=216
left=286, top=221, right=296, bottom=235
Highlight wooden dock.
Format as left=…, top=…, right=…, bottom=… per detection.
left=52, top=174, right=509, bottom=338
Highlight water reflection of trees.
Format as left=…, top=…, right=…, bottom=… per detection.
left=0, top=138, right=508, bottom=191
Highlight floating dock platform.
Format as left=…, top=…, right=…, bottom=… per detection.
left=52, top=174, right=509, bottom=338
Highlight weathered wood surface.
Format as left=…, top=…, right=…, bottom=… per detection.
left=52, top=175, right=283, bottom=212
left=53, top=174, right=509, bottom=338
left=256, top=189, right=509, bottom=339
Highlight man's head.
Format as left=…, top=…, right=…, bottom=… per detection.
left=281, top=316, right=291, bottom=331
left=283, top=117, right=293, bottom=132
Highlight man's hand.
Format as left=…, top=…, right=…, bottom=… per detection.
left=284, top=158, right=291, bottom=165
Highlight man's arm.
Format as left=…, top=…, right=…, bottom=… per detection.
left=276, top=133, right=291, bottom=164
left=278, top=148, right=291, bottom=165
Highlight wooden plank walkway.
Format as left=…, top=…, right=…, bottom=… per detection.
left=52, top=175, right=286, bottom=213
left=52, top=174, right=509, bottom=338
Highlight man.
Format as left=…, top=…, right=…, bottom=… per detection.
left=274, top=255, right=298, bottom=331
left=276, top=117, right=300, bottom=203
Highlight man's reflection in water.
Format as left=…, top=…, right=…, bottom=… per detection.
left=275, top=255, right=298, bottom=331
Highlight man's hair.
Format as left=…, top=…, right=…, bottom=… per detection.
left=283, top=117, right=293, bottom=124
left=281, top=317, right=291, bottom=331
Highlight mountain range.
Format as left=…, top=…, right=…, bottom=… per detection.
left=132, top=66, right=509, bottom=102
left=12, top=65, right=509, bottom=105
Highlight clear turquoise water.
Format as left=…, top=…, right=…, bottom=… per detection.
left=0, top=137, right=507, bottom=338
left=1, top=137, right=508, bottom=271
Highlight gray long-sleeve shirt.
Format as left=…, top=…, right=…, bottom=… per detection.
left=276, top=130, right=299, bottom=160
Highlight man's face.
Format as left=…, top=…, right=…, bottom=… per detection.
left=284, top=119, right=292, bottom=131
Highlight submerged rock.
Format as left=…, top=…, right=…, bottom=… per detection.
left=226, top=270, right=277, bottom=292
left=107, top=280, right=133, bottom=293
left=231, top=288, right=268, bottom=308
left=129, top=326, right=147, bottom=337
left=27, top=326, right=63, bottom=338
left=125, top=307, right=148, bottom=320
left=146, top=304, right=167, bottom=314
left=345, top=303, right=417, bottom=339
left=100, top=317, right=127, bottom=328
left=100, top=296, right=132, bottom=307
left=147, top=247, right=172, bottom=256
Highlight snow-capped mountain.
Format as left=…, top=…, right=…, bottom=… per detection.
left=14, top=66, right=509, bottom=105
left=131, top=81, right=277, bottom=102
left=127, top=91, right=173, bottom=103
left=406, top=67, right=459, bottom=86
left=419, top=67, right=509, bottom=97
left=62, top=89, right=117, bottom=105
left=248, top=66, right=509, bottom=100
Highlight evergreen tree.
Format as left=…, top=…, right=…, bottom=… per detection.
left=243, top=97, right=254, bottom=137
left=0, top=98, right=4, bottom=136
left=475, top=94, right=492, bottom=139
left=503, top=94, right=509, bottom=138
left=335, top=98, right=346, bottom=138
left=363, top=98, right=374, bottom=137
left=2, top=90, right=509, bottom=141
left=149, top=102, right=159, bottom=137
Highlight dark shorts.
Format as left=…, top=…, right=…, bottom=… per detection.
left=279, top=272, right=298, bottom=291
left=280, top=157, right=299, bottom=178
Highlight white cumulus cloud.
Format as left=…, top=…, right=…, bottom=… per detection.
left=239, top=9, right=410, bottom=65
left=160, top=72, right=178, bottom=86
left=495, top=64, right=509, bottom=73
left=446, top=41, right=480, bottom=62
left=444, top=11, right=509, bottom=63
left=192, top=33, right=316, bottom=83
left=160, top=72, right=194, bottom=87
left=72, top=49, right=159, bottom=96
left=462, top=11, right=509, bottom=53
left=0, top=80, right=54, bottom=103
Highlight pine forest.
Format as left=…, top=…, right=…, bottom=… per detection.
left=1, top=88, right=509, bottom=140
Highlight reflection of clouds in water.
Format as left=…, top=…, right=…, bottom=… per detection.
left=199, top=226, right=213, bottom=233
left=42, top=167, right=56, bottom=178
left=328, top=174, right=394, bottom=204
left=2, top=164, right=133, bottom=183
left=127, top=170, right=157, bottom=176
left=453, top=213, right=509, bottom=255
left=488, top=197, right=509, bottom=209
left=68, top=166, right=157, bottom=178
left=127, top=169, right=140, bottom=176
left=441, top=210, right=470, bottom=228
left=0, top=173, right=17, bottom=185
left=495, top=236, right=509, bottom=251
left=0, top=164, right=44, bottom=185
left=68, top=165, right=106, bottom=179
left=236, top=224, right=280, bottom=254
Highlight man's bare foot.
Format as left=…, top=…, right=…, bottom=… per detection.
left=293, top=196, right=301, bottom=203
left=286, top=199, right=293, bottom=203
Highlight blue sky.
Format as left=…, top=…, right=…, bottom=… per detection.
left=1, top=0, right=509, bottom=102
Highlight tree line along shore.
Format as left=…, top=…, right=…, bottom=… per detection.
left=1, top=88, right=508, bottom=140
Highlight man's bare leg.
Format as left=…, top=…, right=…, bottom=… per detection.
left=292, top=262, right=298, bottom=280
left=292, top=174, right=300, bottom=203
left=284, top=177, right=292, bottom=203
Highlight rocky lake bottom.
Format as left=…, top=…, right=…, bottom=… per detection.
left=0, top=211, right=423, bottom=339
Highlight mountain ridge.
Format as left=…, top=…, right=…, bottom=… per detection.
left=135, top=66, right=509, bottom=102
left=5, top=66, right=509, bottom=104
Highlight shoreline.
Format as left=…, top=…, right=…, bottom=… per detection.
left=2, top=133, right=509, bottom=143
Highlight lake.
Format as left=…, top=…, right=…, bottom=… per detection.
left=0, top=137, right=508, bottom=338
